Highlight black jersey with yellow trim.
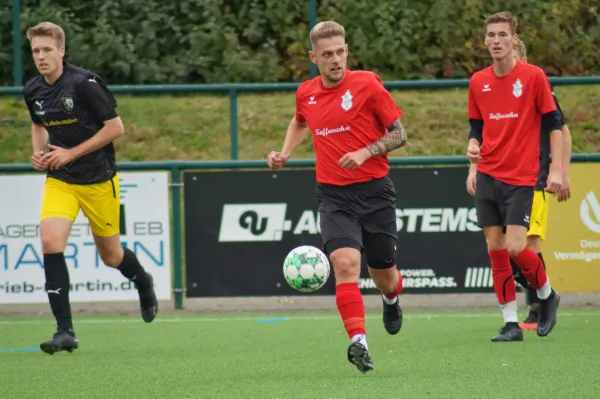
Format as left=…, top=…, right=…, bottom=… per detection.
left=23, top=62, right=119, bottom=185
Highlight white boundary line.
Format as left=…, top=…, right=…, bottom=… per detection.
left=0, top=311, right=598, bottom=325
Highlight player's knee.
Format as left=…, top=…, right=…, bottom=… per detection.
left=484, top=227, right=505, bottom=250
left=507, top=241, right=527, bottom=258
left=526, top=235, right=541, bottom=253
left=40, top=219, right=71, bottom=253
left=41, top=232, right=67, bottom=254
left=99, top=248, right=124, bottom=267
left=369, top=268, right=397, bottom=293
left=41, top=236, right=60, bottom=254
left=329, top=248, right=361, bottom=283
left=94, top=234, right=124, bottom=267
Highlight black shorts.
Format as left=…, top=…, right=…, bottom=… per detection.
left=315, top=176, right=398, bottom=269
left=475, top=171, right=534, bottom=230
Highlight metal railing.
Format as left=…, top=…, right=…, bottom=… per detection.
left=3, top=76, right=600, bottom=160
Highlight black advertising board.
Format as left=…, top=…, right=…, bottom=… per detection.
left=183, top=167, right=494, bottom=297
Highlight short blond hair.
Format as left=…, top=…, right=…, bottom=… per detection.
left=485, top=12, right=518, bottom=35
left=309, top=21, right=345, bottom=48
left=514, top=39, right=527, bottom=59
left=27, top=22, right=65, bottom=48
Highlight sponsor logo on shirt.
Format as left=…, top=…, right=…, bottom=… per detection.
left=488, top=112, right=519, bottom=121
left=314, top=125, right=351, bottom=137
left=42, top=118, right=79, bottom=127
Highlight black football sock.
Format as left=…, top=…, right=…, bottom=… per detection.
left=526, top=286, right=539, bottom=307
left=509, top=259, right=530, bottom=290
left=117, top=247, right=151, bottom=289
left=538, top=252, right=547, bottom=270
left=43, top=253, right=73, bottom=332
left=526, top=252, right=547, bottom=306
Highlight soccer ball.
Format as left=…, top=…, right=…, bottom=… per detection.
left=283, top=245, right=330, bottom=292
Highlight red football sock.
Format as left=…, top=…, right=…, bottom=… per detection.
left=384, top=269, right=403, bottom=299
left=336, top=282, right=366, bottom=338
left=510, top=247, right=548, bottom=290
left=489, top=249, right=516, bottom=305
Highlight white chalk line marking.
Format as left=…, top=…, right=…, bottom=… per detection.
left=0, top=311, right=598, bottom=325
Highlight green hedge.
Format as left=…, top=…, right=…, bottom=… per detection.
left=1, top=0, right=599, bottom=85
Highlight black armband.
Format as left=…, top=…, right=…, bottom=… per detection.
left=541, top=110, right=563, bottom=135
left=468, top=118, right=484, bottom=143
left=552, top=94, right=567, bottom=125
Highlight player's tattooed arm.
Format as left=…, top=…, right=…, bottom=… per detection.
left=365, top=119, right=408, bottom=157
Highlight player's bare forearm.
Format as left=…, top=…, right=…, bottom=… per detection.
left=31, top=124, right=49, bottom=152
left=469, top=162, right=477, bottom=174
left=365, top=119, right=407, bottom=158
left=561, top=124, right=572, bottom=172
left=281, top=117, right=308, bottom=156
left=70, top=117, right=124, bottom=160
left=549, top=129, right=563, bottom=173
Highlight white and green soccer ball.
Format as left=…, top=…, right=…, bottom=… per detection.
left=283, top=245, right=331, bottom=292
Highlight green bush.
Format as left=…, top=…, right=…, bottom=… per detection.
left=1, top=0, right=599, bottom=85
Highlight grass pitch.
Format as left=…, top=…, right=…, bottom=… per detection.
left=1, top=309, right=598, bottom=398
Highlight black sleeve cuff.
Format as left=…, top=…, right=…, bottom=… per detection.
left=541, top=110, right=563, bottom=135
left=468, top=118, right=484, bottom=143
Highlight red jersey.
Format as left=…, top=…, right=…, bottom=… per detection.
left=468, top=61, right=557, bottom=186
left=295, top=70, right=403, bottom=186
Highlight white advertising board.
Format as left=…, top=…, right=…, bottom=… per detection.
left=0, top=172, right=172, bottom=304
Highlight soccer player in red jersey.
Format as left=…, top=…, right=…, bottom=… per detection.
left=267, top=21, right=407, bottom=373
left=467, top=38, right=573, bottom=334
left=466, top=12, right=564, bottom=342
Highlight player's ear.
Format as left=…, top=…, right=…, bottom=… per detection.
left=344, top=43, right=348, bottom=54
left=58, top=47, right=65, bottom=57
left=309, top=50, right=317, bottom=65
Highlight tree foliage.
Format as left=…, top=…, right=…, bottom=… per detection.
left=1, top=0, right=599, bottom=85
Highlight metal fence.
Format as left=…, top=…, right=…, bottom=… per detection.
left=3, top=76, right=600, bottom=160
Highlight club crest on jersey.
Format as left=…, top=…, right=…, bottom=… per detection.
left=62, top=96, right=74, bottom=112
left=512, top=79, right=523, bottom=98
left=341, top=90, right=353, bottom=111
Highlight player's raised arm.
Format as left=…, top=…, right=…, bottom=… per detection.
left=60, top=114, right=124, bottom=165
left=31, top=123, right=49, bottom=171
left=364, top=119, right=408, bottom=158
left=41, top=76, right=124, bottom=170
left=338, top=118, right=407, bottom=170
left=267, top=92, right=309, bottom=170
left=282, top=116, right=309, bottom=157
left=338, top=75, right=406, bottom=170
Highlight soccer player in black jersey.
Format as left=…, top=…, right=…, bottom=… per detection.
left=509, top=39, right=572, bottom=331
left=23, top=22, right=158, bottom=355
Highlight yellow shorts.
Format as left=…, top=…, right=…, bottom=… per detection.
left=41, top=174, right=120, bottom=237
left=527, top=189, right=548, bottom=240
